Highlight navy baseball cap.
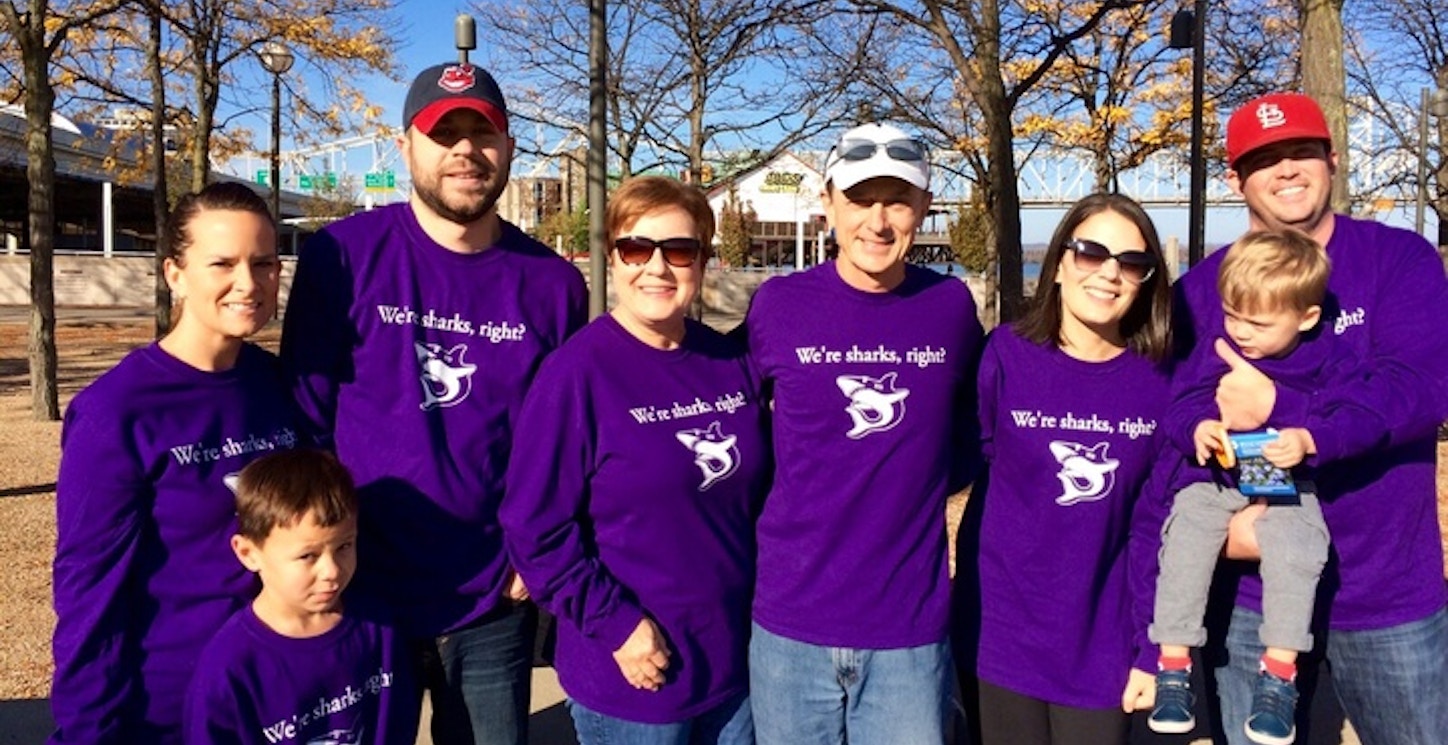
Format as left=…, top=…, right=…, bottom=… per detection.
left=402, top=63, right=508, bottom=135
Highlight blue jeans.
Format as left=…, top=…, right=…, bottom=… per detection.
left=420, top=601, right=538, bottom=745
left=748, top=622, right=950, bottom=745
left=1214, top=603, right=1448, bottom=745
left=568, top=694, right=753, bottom=745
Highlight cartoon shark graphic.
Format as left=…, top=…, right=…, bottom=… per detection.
left=675, top=421, right=740, bottom=491
left=306, top=728, right=363, bottom=745
left=222, top=472, right=241, bottom=494
left=1049, top=440, right=1120, bottom=506
left=836, top=372, right=910, bottom=439
left=415, top=342, right=477, bottom=411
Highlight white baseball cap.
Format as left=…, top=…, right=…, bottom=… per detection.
left=823, top=123, right=931, bottom=192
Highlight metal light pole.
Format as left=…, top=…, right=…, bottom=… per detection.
left=1170, top=1, right=1207, bottom=267
left=1416, top=82, right=1448, bottom=237
left=258, top=42, right=294, bottom=235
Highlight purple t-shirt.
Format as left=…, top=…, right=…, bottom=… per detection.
left=183, top=605, right=418, bottom=745
left=501, top=316, right=768, bottom=723
left=281, top=205, right=588, bottom=636
left=970, top=326, right=1170, bottom=708
left=1173, top=214, right=1448, bottom=631
left=745, top=262, right=983, bottom=648
left=50, top=343, right=300, bottom=745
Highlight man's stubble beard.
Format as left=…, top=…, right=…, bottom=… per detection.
left=414, top=160, right=511, bottom=226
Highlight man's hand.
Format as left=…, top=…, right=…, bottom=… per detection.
left=1122, top=668, right=1157, bottom=713
left=1215, top=339, right=1275, bottom=430
left=1224, top=502, right=1266, bottom=560
left=613, top=618, right=671, bottom=692
left=1263, top=427, right=1314, bottom=469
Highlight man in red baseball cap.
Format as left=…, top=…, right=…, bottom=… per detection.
left=1166, top=91, right=1448, bottom=745
left=280, top=60, right=589, bottom=745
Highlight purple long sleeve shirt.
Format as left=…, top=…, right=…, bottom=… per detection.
left=50, top=343, right=300, bottom=745
left=969, top=326, right=1170, bottom=708
left=281, top=206, right=588, bottom=636
left=745, top=262, right=983, bottom=649
left=1172, top=214, right=1448, bottom=631
left=182, top=605, right=418, bottom=745
left=500, top=316, right=768, bottom=723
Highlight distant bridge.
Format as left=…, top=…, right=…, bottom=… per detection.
left=227, top=106, right=1421, bottom=215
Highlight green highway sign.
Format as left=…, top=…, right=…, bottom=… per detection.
left=364, top=171, right=396, bottom=191
left=255, top=170, right=268, bottom=186
left=298, top=173, right=338, bottom=190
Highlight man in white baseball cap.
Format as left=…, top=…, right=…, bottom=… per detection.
left=743, top=122, right=984, bottom=744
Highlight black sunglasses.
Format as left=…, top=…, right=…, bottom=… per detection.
left=1065, top=238, right=1156, bottom=283
left=614, top=236, right=703, bottom=268
left=831, top=138, right=928, bottom=164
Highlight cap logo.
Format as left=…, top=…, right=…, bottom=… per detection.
left=437, top=64, right=476, bottom=94
left=1255, top=102, right=1287, bottom=130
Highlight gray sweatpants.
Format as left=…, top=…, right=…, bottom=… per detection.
left=1149, top=481, right=1330, bottom=653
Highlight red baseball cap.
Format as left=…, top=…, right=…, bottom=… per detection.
left=403, top=63, right=508, bottom=136
left=1225, top=93, right=1331, bottom=168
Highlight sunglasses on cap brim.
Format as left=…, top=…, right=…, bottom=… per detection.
left=1065, top=238, right=1156, bottom=283
left=613, top=236, right=703, bottom=267
left=831, top=138, right=928, bottom=163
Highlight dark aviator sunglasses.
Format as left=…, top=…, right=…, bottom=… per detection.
left=832, top=138, right=929, bottom=163
left=1065, top=238, right=1156, bottom=283
left=614, top=236, right=703, bottom=268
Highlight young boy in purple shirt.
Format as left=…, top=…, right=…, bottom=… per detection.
left=184, top=449, right=417, bottom=745
left=1148, top=230, right=1383, bottom=745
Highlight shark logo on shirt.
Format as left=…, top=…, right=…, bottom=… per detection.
left=222, top=472, right=241, bottom=494
left=307, top=728, right=363, bottom=745
left=1049, top=440, right=1120, bottom=506
left=415, top=341, right=476, bottom=411
left=304, top=729, right=360, bottom=745
left=675, top=421, right=740, bottom=491
left=836, top=372, right=910, bottom=439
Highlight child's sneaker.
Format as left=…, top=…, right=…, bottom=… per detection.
left=1148, top=668, right=1195, bottom=734
left=1244, top=669, right=1298, bottom=745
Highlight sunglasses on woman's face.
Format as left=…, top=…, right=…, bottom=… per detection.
left=1065, top=238, right=1156, bottom=283
left=613, top=236, right=702, bottom=268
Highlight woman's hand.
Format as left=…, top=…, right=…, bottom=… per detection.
left=1224, top=502, right=1266, bottom=560
left=503, top=571, right=529, bottom=602
left=1122, top=668, right=1157, bottom=713
left=613, top=617, right=671, bottom=691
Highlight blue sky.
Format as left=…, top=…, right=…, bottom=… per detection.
left=278, top=0, right=1440, bottom=246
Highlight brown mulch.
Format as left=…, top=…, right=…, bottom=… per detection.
left=0, top=316, right=1445, bottom=706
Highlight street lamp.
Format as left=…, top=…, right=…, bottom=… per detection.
left=1414, top=78, right=1448, bottom=237
left=258, top=41, right=294, bottom=236
left=1170, top=1, right=1207, bottom=267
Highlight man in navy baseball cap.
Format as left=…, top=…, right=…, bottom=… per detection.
left=282, top=56, right=588, bottom=745
left=403, top=62, right=509, bottom=136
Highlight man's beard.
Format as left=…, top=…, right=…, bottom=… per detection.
left=413, top=163, right=509, bottom=225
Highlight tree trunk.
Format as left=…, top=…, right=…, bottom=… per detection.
left=22, top=30, right=60, bottom=421
left=980, top=91, right=1025, bottom=322
left=148, top=2, right=172, bottom=337
left=1436, top=66, right=1448, bottom=250
left=1300, top=0, right=1349, bottom=214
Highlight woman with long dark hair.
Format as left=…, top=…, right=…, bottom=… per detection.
left=957, top=193, right=1173, bottom=745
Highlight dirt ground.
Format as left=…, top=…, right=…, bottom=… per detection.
left=2, top=313, right=1447, bottom=717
